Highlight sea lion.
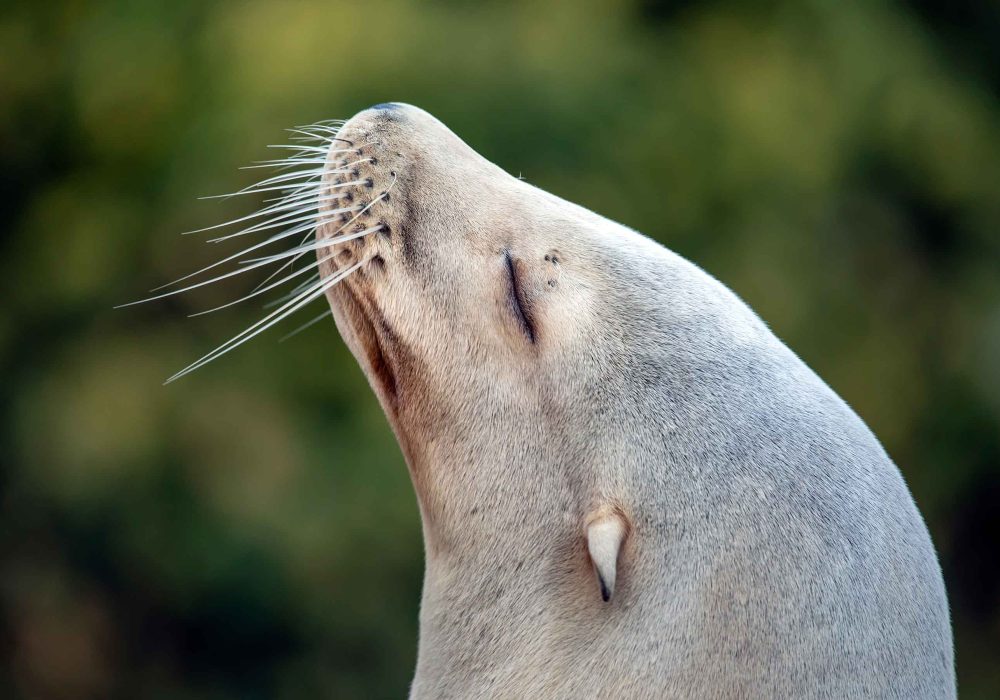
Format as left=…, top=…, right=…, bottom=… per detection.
left=313, top=104, right=955, bottom=698
left=134, top=103, right=955, bottom=698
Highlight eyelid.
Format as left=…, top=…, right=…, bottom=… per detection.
left=504, top=251, right=536, bottom=344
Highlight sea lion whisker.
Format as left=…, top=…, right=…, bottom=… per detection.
left=143, top=213, right=349, bottom=294
left=245, top=175, right=395, bottom=271
left=218, top=210, right=359, bottom=255
left=259, top=184, right=352, bottom=208
left=240, top=158, right=339, bottom=170
left=138, top=122, right=391, bottom=378
left=248, top=155, right=373, bottom=170
left=200, top=171, right=355, bottom=200
left=245, top=239, right=317, bottom=293
left=242, top=198, right=367, bottom=292
left=164, top=259, right=363, bottom=383
left=119, top=240, right=330, bottom=308
left=239, top=225, right=385, bottom=265
left=285, top=133, right=339, bottom=144
left=262, top=192, right=313, bottom=204
left=205, top=205, right=360, bottom=243
left=263, top=273, right=321, bottom=309
left=184, top=193, right=351, bottom=236
left=267, top=189, right=348, bottom=208
left=231, top=169, right=328, bottom=192
left=205, top=210, right=357, bottom=245
left=295, top=119, right=347, bottom=129
left=184, top=193, right=351, bottom=240
left=241, top=164, right=329, bottom=184
left=262, top=146, right=336, bottom=160
left=226, top=177, right=362, bottom=201
left=287, top=146, right=342, bottom=159
left=277, top=309, right=333, bottom=343
left=265, top=143, right=348, bottom=153
left=318, top=178, right=371, bottom=190
left=197, top=179, right=326, bottom=200
left=293, top=118, right=346, bottom=127
left=244, top=159, right=349, bottom=171
left=199, top=180, right=321, bottom=200
left=290, top=120, right=346, bottom=132
left=242, top=178, right=394, bottom=289
left=266, top=139, right=370, bottom=154
left=187, top=248, right=341, bottom=317
left=197, top=168, right=329, bottom=200
left=288, top=125, right=348, bottom=138
left=275, top=160, right=372, bottom=196
left=282, top=123, right=349, bottom=145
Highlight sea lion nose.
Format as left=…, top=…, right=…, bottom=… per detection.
left=352, top=102, right=411, bottom=125
left=368, top=102, right=404, bottom=113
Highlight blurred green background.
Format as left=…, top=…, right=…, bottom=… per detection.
left=2, top=0, right=999, bottom=697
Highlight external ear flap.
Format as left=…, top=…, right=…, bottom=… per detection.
left=586, top=511, right=627, bottom=602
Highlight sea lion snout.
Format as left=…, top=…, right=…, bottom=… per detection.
left=315, top=104, right=483, bottom=440
left=314, top=106, right=405, bottom=274
left=319, top=103, right=525, bottom=272
left=316, top=103, right=445, bottom=273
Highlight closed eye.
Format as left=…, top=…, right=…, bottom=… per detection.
left=505, top=250, right=536, bottom=344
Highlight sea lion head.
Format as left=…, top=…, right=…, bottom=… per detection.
left=317, top=104, right=678, bottom=552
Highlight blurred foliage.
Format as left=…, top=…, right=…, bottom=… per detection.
left=1, top=0, right=998, bottom=697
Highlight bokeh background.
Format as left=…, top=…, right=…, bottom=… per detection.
left=2, top=0, right=999, bottom=697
